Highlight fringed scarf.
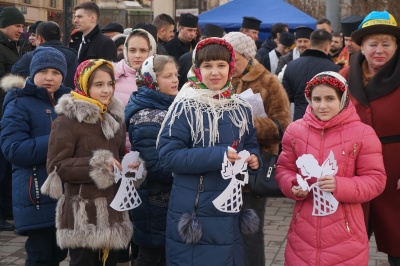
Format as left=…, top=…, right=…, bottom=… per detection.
left=157, top=38, right=253, bottom=147
left=71, top=59, right=115, bottom=119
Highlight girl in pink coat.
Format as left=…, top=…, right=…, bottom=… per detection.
left=276, top=71, right=386, bottom=266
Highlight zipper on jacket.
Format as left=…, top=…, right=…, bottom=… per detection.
left=32, top=166, right=40, bottom=209
left=45, top=108, right=53, bottom=123
left=353, top=143, right=358, bottom=157
left=193, top=176, right=204, bottom=213
left=345, top=217, right=351, bottom=233
left=321, top=128, right=325, bottom=139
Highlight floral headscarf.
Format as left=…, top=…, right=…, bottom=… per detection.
left=123, top=28, right=157, bottom=68
left=187, top=37, right=235, bottom=99
left=136, top=55, right=158, bottom=90
left=305, top=71, right=350, bottom=112
left=71, top=59, right=115, bottom=115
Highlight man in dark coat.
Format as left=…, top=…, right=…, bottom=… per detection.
left=164, top=13, right=198, bottom=62
left=0, top=6, right=26, bottom=231
left=255, top=23, right=288, bottom=63
left=12, top=21, right=78, bottom=88
left=282, top=29, right=340, bottom=121
left=275, top=26, right=313, bottom=76
left=153, top=13, right=175, bottom=46
left=178, top=23, right=225, bottom=89
left=70, top=1, right=116, bottom=63
left=261, top=31, right=294, bottom=74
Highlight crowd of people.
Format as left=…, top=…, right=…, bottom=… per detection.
left=0, top=2, right=399, bottom=266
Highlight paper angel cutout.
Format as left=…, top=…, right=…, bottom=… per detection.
left=213, top=150, right=250, bottom=213
left=110, top=151, right=144, bottom=211
left=295, top=151, right=339, bottom=216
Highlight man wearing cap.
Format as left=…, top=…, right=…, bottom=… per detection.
left=275, top=26, right=313, bottom=76
left=240, top=16, right=262, bottom=49
left=261, top=31, right=294, bottom=74
left=282, top=29, right=340, bottom=121
left=0, top=6, right=26, bottom=232
left=100, top=22, right=124, bottom=39
left=12, top=21, right=78, bottom=89
left=255, top=23, right=288, bottom=63
left=178, top=23, right=224, bottom=89
left=164, top=13, right=198, bottom=62
left=71, top=1, right=117, bottom=63
left=336, top=15, right=364, bottom=68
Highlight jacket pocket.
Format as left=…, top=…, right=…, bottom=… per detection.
left=289, top=201, right=303, bottom=232
left=341, top=205, right=365, bottom=244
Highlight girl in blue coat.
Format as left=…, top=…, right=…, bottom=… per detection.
left=157, top=38, right=261, bottom=266
left=0, top=46, right=70, bottom=265
left=125, top=54, right=178, bottom=265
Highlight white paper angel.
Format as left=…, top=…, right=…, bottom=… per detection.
left=295, top=150, right=339, bottom=216
left=110, top=151, right=145, bottom=211
left=212, top=150, right=250, bottom=213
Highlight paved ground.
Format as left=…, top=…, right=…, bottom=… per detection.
left=0, top=197, right=390, bottom=266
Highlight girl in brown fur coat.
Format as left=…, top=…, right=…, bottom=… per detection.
left=42, top=59, right=135, bottom=266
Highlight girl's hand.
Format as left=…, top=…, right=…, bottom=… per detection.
left=109, top=158, right=122, bottom=172
left=227, top=149, right=241, bottom=163
left=292, top=186, right=309, bottom=198
left=245, top=154, right=259, bottom=170
left=128, top=162, right=141, bottom=170
left=397, top=178, right=400, bottom=190
left=318, top=175, right=336, bottom=193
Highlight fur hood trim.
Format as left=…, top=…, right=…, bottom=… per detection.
left=241, top=59, right=265, bottom=82
left=41, top=166, right=63, bottom=200
left=1, top=74, right=26, bottom=92
left=56, top=196, right=133, bottom=249
left=89, top=150, right=115, bottom=189
left=55, top=94, right=125, bottom=140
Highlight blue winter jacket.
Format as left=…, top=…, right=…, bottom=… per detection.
left=0, top=76, right=70, bottom=234
left=125, top=86, right=175, bottom=247
left=158, top=102, right=261, bottom=266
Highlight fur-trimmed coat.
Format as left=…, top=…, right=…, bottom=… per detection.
left=0, top=75, right=70, bottom=234
left=43, top=94, right=133, bottom=250
left=232, top=59, right=291, bottom=154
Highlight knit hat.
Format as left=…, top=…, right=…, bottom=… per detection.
left=123, top=28, right=157, bottom=68
left=305, top=71, right=349, bottom=111
left=340, top=15, right=364, bottom=37
left=202, top=23, right=224, bottom=38
left=351, top=11, right=400, bottom=45
left=279, top=32, right=295, bottom=47
left=242, top=16, right=262, bottom=31
left=30, top=47, right=67, bottom=81
left=223, top=32, right=257, bottom=60
left=179, top=13, right=198, bottom=28
left=295, top=26, right=313, bottom=40
left=0, top=6, right=25, bottom=28
left=28, top=20, right=43, bottom=34
left=112, top=33, right=127, bottom=48
left=101, top=22, right=124, bottom=34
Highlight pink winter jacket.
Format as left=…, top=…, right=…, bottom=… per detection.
left=113, top=59, right=138, bottom=106
left=113, top=59, right=137, bottom=151
left=276, top=102, right=386, bottom=266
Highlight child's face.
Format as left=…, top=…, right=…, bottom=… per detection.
left=88, top=70, right=114, bottom=105
left=157, top=62, right=179, bottom=96
left=199, top=60, right=230, bottom=91
left=127, top=35, right=150, bottom=70
left=310, top=84, right=341, bottom=121
left=33, top=68, right=63, bottom=95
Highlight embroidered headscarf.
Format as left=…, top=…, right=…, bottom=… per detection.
left=71, top=59, right=115, bottom=116
left=123, top=28, right=157, bottom=68
left=157, top=38, right=253, bottom=147
left=136, top=55, right=158, bottom=90
left=305, top=71, right=350, bottom=112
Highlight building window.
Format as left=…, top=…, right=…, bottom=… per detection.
left=24, top=0, right=31, bottom=4
left=51, top=0, right=57, bottom=8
